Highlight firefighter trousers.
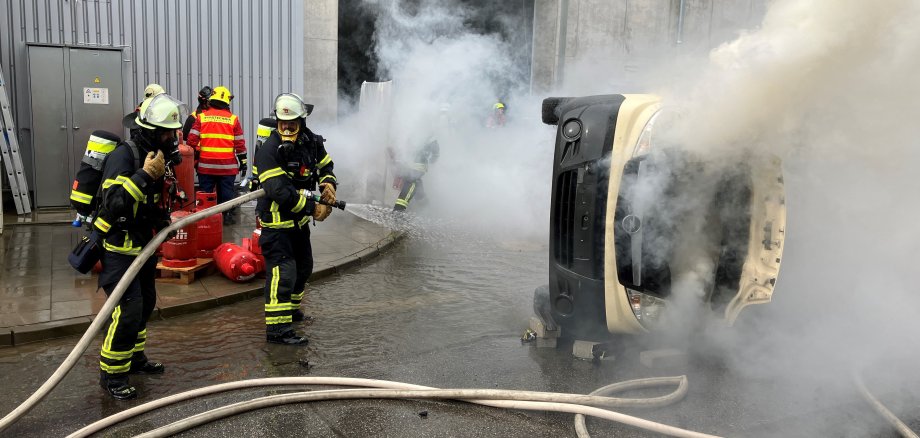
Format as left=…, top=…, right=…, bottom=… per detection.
left=98, top=251, right=158, bottom=375
left=261, top=227, right=313, bottom=335
left=394, top=175, right=425, bottom=211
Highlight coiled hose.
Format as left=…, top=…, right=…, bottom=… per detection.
left=66, top=376, right=713, bottom=438
left=0, top=189, right=265, bottom=435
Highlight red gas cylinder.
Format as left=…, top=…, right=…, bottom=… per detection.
left=161, top=210, right=199, bottom=268
left=174, top=143, right=196, bottom=211
left=196, top=191, right=223, bottom=258
left=248, top=228, right=265, bottom=267
left=213, top=242, right=263, bottom=282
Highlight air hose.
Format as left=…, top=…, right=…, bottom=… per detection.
left=66, top=376, right=714, bottom=438
left=0, top=189, right=267, bottom=434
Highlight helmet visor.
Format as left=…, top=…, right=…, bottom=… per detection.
left=140, top=94, right=189, bottom=129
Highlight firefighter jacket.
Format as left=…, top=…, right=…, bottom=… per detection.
left=92, top=141, right=167, bottom=256
left=187, top=107, right=246, bottom=175
left=254, top=128, right=336, bottom=229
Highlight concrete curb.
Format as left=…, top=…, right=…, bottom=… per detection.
left=1, top=230, right=405, bottom=347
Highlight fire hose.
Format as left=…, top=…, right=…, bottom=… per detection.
left=0, top=188, right=344, bottom=434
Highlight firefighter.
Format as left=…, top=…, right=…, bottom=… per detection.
left=486, top=101, right=507, bottom=128
left=187, top=85, right=246, bottom=225
left=181, top=85, right=212, bottom=141
left=93, top=93, right=188, bottom=400
left=255, top=93, right=337, bottom=345
left=391, top=136, right=439, bottom=212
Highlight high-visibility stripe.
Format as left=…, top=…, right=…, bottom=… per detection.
left=291, top=291, right=305, bottom=301
left=189, top=129, right=200, bottom=135
left=405, top=182, right=416, bottom=202
left=70, top=190, right=93, bottom=204
left=319, top=174, right=336, bottom=183
left=102, top=178, right=121, bottom=189
left=259, top=167, right=286, bottom=181
left=200, top=146, right=235, bottom=153
left=266, top=315, right=293, bottom=325
left=103, top=305, right=122, bottom=353
left=100, top=362, right=131, bottom=373
left=101, top=349, right=133, bottom=360
left=257, top=126, right=273, bottom=137
left=87, top=138, right=118, bottom=153
left=317, top=153, right=332, bottom=168
left=395, top=199, right=409, bottom=207
left=234, top=135, right=245, bottom=140
left=265, top=303, right=296, bottom=311
left=103, top=233, right=141, bottom=255
left=200, top=133, right=235, bottom=140
left=411, top=162, right=428, bottom=172
left=269, top=266, right=280, bottom=306
left=291, top=194, right=307, bottom=213
left=298, top=215, right=310, bottom=227
left=117, top=175, right=145, bottom=202
left=262, top=220, right=295, bottom=229
left=94, top=217, right=112, bottom=233
left=197, top=163, right=239, bottom=170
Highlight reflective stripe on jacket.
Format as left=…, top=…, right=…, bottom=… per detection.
left=93, top=141, right=165, bottom=256
left=187, top=107, right=246, bottom=175
left=254, top=130, right=336, bottom=229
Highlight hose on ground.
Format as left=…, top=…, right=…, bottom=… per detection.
left=136, top=388, right=719, bottom=438
left=0, top=190, right=265, bottom=435
left=575, top=376, right=687, bottom=437
left=68, top=376, right=693, bottom=437
left=853, top=371, right=919, bottom=438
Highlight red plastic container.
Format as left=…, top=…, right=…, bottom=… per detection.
left=196, top=191, right=223, bottom=258
left=161, top=210, right=198, bottom=268
left=214, top=242, right=263, bottom=282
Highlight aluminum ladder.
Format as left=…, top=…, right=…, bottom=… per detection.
left=0, top=63, right=32, bottom=214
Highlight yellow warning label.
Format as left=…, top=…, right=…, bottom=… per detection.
left=94, top=77, right=101, bottom=83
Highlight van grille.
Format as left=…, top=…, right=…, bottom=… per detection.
left=554, top=170, right=577, bottom=267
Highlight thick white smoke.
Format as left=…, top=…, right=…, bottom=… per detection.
left=324, top=0, right=555, bottom=243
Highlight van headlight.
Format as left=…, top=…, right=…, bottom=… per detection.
left=626, top=288, right=666, bottom=329
left=632, top=110, right=661, bottom=157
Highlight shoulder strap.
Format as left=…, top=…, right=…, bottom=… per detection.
left=124, top=140, right=141, bottom=170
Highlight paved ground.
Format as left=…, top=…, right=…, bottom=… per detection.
left=0, top=205, right=400, bottom=346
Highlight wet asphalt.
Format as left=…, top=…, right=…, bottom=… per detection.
left=1, top=230, right=919, bottom=437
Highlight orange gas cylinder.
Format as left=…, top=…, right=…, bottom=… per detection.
left=161, top=210, right=199, bottom=268
left=174, top=143, right=196, bottom=211
left=196, top=191, right=223, bottom=258
left=214, top=242, right=263, bottom=282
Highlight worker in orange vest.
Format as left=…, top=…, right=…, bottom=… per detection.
left=187, top=86, right=247, bottom=224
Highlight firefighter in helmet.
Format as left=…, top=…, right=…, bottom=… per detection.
left=94, top=93, right=188, bottom=399
left=187, top=85, right=247, bottom=224
left=254, top=93, right=337, bottom=345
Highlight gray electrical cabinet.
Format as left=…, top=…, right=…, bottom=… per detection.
left=28, top=45, right=125, bottom=208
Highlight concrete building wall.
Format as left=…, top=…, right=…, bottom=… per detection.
left=1, top=0, right=306, bottom=205
left=303, top=0, right=338, bottom=125
left=532, top=0, right=769, bottom=93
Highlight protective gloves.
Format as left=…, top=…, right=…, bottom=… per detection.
left=319, top=182, right=336, bottom=204
left=142, top=150, right=166, bottom=179
left=237, top=153, right=248, bottom=176
left=312, top=203, right=331, bottom=222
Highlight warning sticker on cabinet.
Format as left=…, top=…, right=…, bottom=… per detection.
left=83, top=87, right=109, bottom=104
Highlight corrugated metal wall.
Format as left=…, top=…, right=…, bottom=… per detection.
left=1, top=0, right=304, bottom=191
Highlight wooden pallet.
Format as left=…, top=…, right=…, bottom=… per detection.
left=156, top=258, right=214, bottom=284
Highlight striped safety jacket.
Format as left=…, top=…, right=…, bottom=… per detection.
left=92, top=140, right=166, bottom=256
left=187, top=107, right=246, bottom=176
left=254, top=128, right=336, bottom=229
